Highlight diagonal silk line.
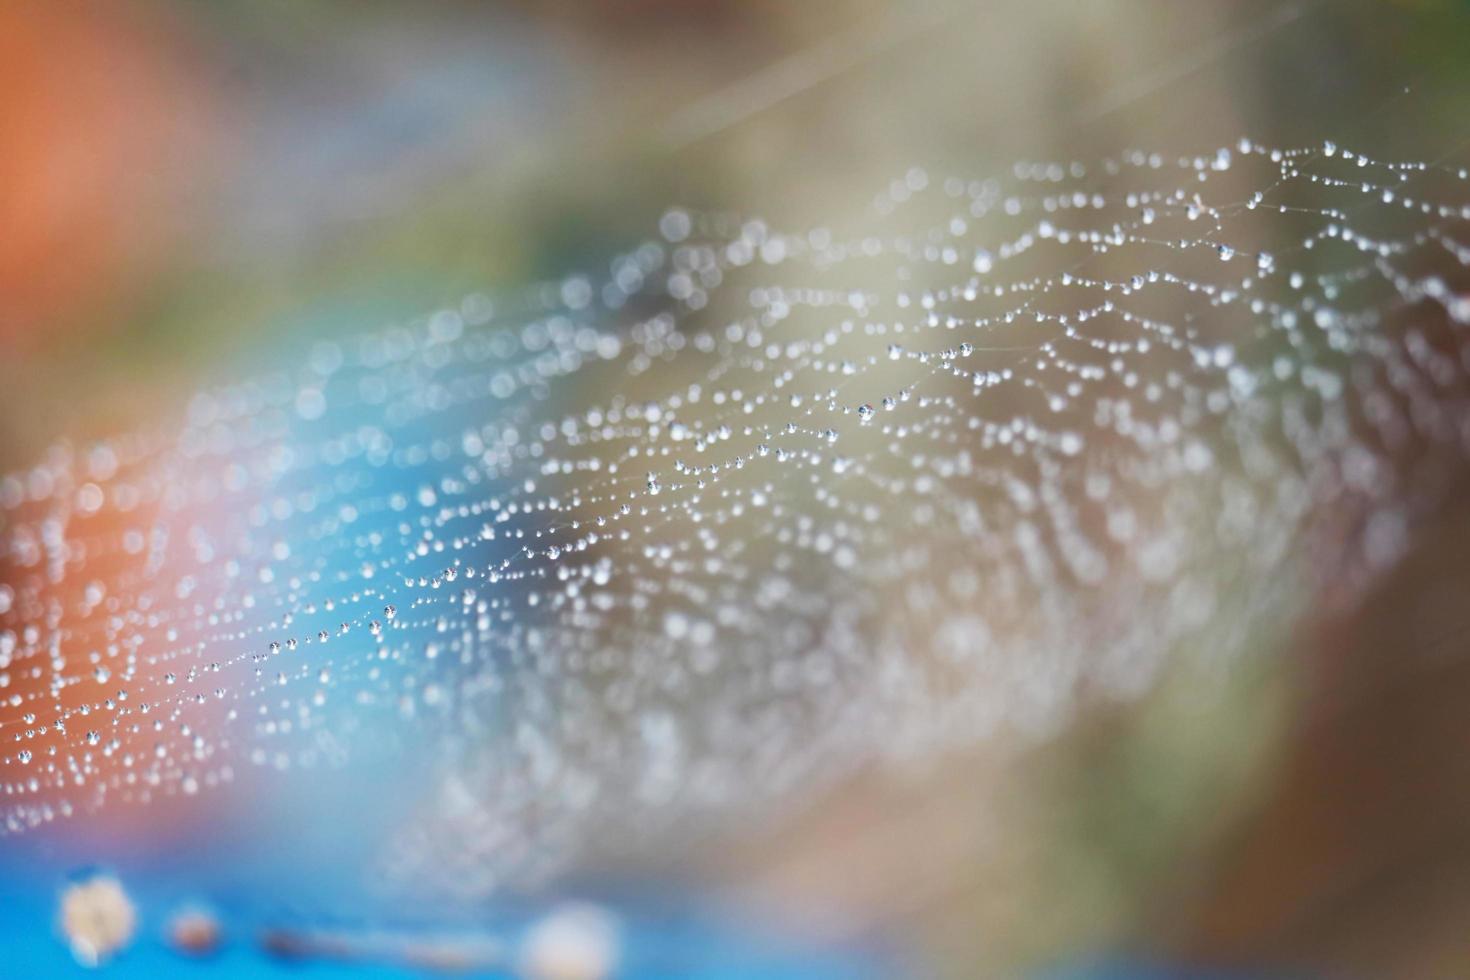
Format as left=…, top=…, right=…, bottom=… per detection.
left=658, top=2, right=965, bottom=152
left=1074, top=0, right=1323, bottom=125
left=658, top=0, right=1324, bottom=154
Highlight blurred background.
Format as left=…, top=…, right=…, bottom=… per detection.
left=10, top=0, right=1470, bottom=467
left=7, top=0, right=1470, bottom=976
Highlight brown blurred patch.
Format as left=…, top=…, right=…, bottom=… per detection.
left=0, top=0, right=213, bottom=343
left=1167, top=482, right=1470, bottom=977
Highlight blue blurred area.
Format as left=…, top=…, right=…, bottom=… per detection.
left=0, top=718, right=892, bottom=977
left=0, top=827, right=897, bottom=978
left=0, top=904, right=891, bottom=980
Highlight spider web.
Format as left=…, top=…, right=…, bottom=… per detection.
left=4, top=140, right=1470, bottom=895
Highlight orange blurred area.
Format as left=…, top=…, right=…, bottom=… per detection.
left=0, top=1, right=215, bottom=344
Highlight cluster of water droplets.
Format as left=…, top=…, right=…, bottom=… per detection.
left=5, top=140, right=1470, bottom=893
